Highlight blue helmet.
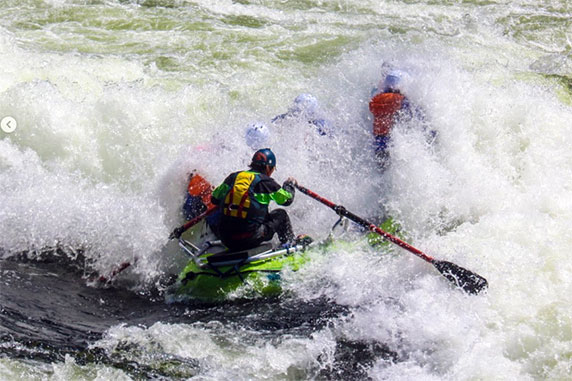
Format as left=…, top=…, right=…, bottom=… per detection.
left=250, top=148, right=276, bottom=168
left=383, top=70, right=404, bottom=92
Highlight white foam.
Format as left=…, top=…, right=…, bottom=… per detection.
left=1, top=1, right=571, bottom=377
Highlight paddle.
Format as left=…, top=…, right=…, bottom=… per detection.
left=295, top=184, right=488, bottom=295
left=98, top=206, right=218, bottom=284
left=97, top=261, right=132, bottom=283
left=169, top=206, right=217, bottom=240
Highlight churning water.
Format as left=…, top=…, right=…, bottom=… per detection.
left=1, top=0, right=571, bottom=379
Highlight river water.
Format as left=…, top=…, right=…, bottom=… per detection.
left=1, top=0, right=571, bottom=379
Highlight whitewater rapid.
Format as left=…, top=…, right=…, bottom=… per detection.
left=1, top=0, right=572, bottom=379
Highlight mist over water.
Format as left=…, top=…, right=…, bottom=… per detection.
left=1, top=0, right=571, bottom=379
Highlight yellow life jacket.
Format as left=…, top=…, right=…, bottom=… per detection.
left=223, top=171, right=260, bottom=219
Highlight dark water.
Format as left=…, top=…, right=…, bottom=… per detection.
left=0, top=254, right=397, bottom=379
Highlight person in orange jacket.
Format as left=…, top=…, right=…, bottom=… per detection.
left=182, top=170, right=220, bottom=230
left=369, top=71, right=414, bottom=166
left=370, top=70, right=438, bottom=169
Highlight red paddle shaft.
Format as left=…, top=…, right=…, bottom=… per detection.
left=170, top=206, right=218, bottom=240
left=296, top=184, right=435, bottom=264
left=99, top=206, right=218, bottom=284
left=295, top=184, right=488, bottom=294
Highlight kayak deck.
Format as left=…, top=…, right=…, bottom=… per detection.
left=169, top=237, right=314, bottom=301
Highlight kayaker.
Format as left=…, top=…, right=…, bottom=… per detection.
left=272, top=93, right=334, bottom=138
left=183, top=170, right=220, bottom=231
left=369, top=70, right=439, bottom=166
left=182, top=122, right=271, bottom=225
left=369, top=70, right=414, bottom=166
left=183, top=171, right=214, bottom=220
left=210, top=148, right=297, bottom=251
left=370, top=71, right=437, bottom=168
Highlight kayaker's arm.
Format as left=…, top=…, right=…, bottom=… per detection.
left=253, top=177, right=296, bottom=206
left=271, top=187, right=294, bottom=206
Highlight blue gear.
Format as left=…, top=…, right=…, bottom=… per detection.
left=250, top=148, right=276, bottom=168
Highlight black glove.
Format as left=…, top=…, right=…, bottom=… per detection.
left=283, top=180, right=296, bottom=194
left=334, top=205, right=347, bottom=217
left=169, top=226, right=184, bottom=240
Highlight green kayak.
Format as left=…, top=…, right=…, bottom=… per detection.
left=169, top=235, right=314, bottom=302
left=167, top=215, right=402, bottom=302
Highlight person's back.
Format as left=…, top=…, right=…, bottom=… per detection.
left=369, top=91, right=407, bottom=137
left=369, top=71, right=415, bottom=165
left=369, top=70, right=437, bottom=168
left=211, top=148, right=297, bottom=251
left=183, top=171, right=215, bottom=220
left=181, top=123, right=273, bottom=228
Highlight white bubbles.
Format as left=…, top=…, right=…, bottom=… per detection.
left=1, top=0, right=572, bottom=378
left=0, top=140, right=168, bottom=282
left=93, top=321, right=337, bottom=379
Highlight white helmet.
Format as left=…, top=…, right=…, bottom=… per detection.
left=288, top=93, right=318, bottom=116
left=245, top=122, right=270, bottom=150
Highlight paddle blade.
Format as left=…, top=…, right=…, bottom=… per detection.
left=433, top=260, right=488, bottom=295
